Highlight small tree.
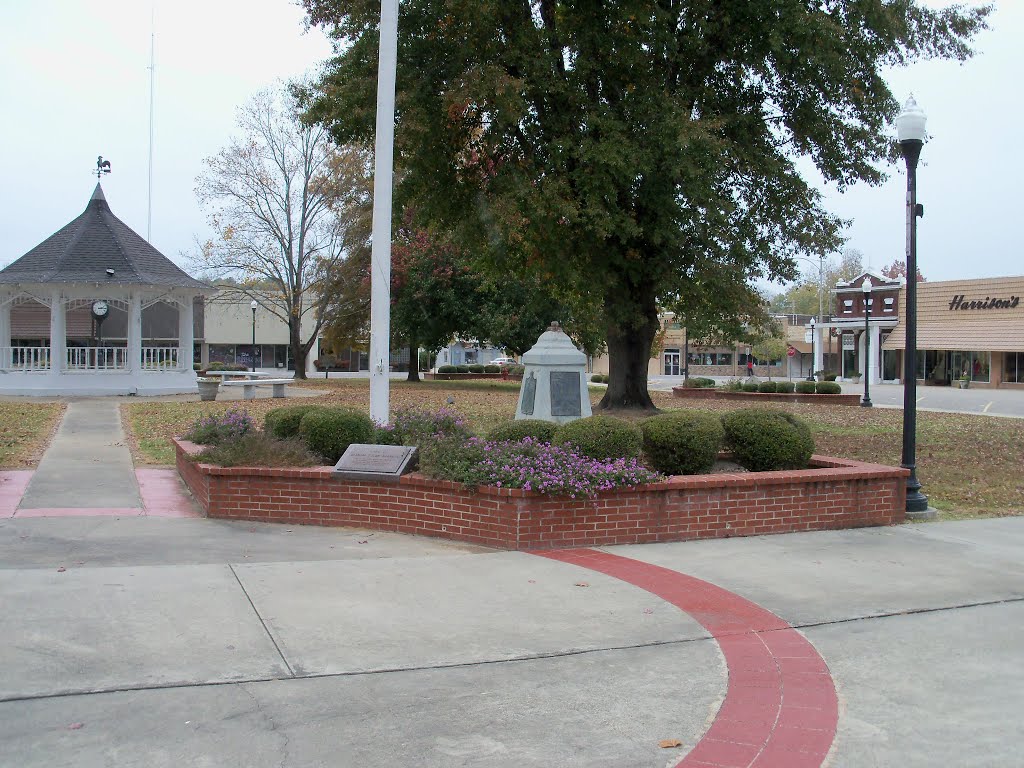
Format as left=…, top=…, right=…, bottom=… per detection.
left=194, top=85, right=372, bottom=378
left=881, top=260, right=927, bottom=282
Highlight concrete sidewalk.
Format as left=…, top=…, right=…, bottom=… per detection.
left=1, top=514, right=1021, bottom=767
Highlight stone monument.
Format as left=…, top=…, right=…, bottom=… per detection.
left=515, top=322, right=592, bottom=424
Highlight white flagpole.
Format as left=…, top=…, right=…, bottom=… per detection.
left=369, top=0, right=398, bottom=424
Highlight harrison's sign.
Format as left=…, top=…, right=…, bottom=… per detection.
left=948, top=294, right=1020, bottom=311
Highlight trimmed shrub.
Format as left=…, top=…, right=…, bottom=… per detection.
left=721, top=408, right=814, bottom=472
left=468, top=364, right=486, bottom=373
left=741, top=381, right=760, bottom=393
left=816, top=381, right=842, bottom=394
left=437, top=365, right=458, bottom=374
left=193, top=434, right=319, bottom=468
left=553, top=415, right=643, bottom=461
left=486, top=419, right=558, bottom=444
left=507, top=364, right=526, bottom=376
left=757, top=381, right=778, bottom=393
left=590, top=374, right=605, bottom=383
left=722, top=378, right=744, bottom=391
left=184, top=408, right=255, bottom=445
left=795, top=381, right=817, bottom=394
left=484, top=365, right=500, bottom=374
left=264, top=405, right=325, bottom=439
left=825, top=373, right=838, bottom=382
left=455, top=365, right=470, bottom=374
left=640, top=411, right=724, bottom=476
left=298, top=407, right=375, bottom=463
left=688, top=377, right=717, bottom=388
left=776, top=381, right=795, bottom=393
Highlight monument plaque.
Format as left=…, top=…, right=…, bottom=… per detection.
left=550, top=371, right=582, bottom=417
left=521, top=372, right=537, bottom=415
left=334, top=444, right=417, bottom=483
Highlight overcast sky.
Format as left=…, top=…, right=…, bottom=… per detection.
left=1, top=1, right=1019, bottom=290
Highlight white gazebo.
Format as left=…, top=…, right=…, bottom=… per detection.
left=0, top=184, right=210, bottom=395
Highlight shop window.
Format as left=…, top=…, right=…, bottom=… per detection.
left=1004, top=353, right=1023, bottom=384
left=209, top=344, right=234, bottom=364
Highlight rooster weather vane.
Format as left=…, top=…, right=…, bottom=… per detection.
left=94, top=155, right=112, bottom=179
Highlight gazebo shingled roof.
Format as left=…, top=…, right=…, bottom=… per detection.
left=0, top=184, right=208, bottom=290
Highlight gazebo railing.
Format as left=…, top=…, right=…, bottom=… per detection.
left=1, top=346, right=51, bottom=370
left=66, top=347, right=128, bottom=371
left=2, top=346, right=186, bottom=372
left=141, top=346, right=180, bottom=370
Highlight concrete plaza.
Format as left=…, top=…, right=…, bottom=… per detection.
left=1, top=512, right=1022, bottom=767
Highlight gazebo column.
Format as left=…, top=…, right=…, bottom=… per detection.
left=128, top=292, right=143, bottom=371
left=0, top=294, right=10, bottom=369
left=49, top=289, right=66, bottom=373
left=178, top=295, right=194, bottom=371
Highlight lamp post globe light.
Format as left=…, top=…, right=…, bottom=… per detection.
left=896, top=94, right=931, bottom=517
left=807, top=317, right=816, bottom=381
left=250, top=299, right=258, bottom=373
left=861, top=276, right=873, bottom=407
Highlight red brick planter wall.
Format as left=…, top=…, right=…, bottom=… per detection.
left=672, top=387, right=862, bottom=406
left=175, top=440, right=908, bottom=550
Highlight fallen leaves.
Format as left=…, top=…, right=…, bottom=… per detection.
left=658, top=738, right=682, bottom=748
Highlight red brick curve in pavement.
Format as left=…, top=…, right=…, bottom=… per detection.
left=533, top=549, right=838, bottom=768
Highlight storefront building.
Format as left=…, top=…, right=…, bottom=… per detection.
left=881, top=275, right=1024, bottom=389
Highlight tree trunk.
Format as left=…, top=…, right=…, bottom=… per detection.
left=290, top=320, right=307, bottom=380
left=598, top=289, right=659, bottom=412
left=406, top=334, right=420, bottom=382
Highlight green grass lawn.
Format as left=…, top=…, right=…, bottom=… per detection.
left=0, top=401, right=65, bottom=469
left=121, top=379, right=1024, bottom=520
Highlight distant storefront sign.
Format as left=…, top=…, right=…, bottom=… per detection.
left=948, top=294, right=1020, bottom=311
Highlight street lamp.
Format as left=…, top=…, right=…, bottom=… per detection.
left=896, top=94, right=930, bottom=516
left=807, top=317, right=816, bottom=381
left=250, top=299, right=258, bottom=373
left=861, top=277, right=873, bottom=407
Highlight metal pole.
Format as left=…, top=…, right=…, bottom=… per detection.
left=862, top=290, right=872, bottom=407
left=807, top=322, right=815, bottom=381
left=900, top=140, right=929, bottom=514
left=369, top=0, right=398, bottom=425
left=251, top=306, right=256, bottom=373
left=683, top=328, right=689, bottom=382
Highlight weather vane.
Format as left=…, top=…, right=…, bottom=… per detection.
left=94, top=155, right=112, bottom=179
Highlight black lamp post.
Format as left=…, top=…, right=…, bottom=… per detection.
left=897, top=95, right=930, bottom=516
left=807, top=318, right=816, bottom=381
left=250, top=299, right=258, bottom=373
left=861, top=277, right=873, bottom=407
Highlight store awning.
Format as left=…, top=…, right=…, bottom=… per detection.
left=883, top=320, right=1024, bottom=352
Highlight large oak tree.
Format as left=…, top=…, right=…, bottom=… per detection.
left=302, top=0, right=989, bottom=406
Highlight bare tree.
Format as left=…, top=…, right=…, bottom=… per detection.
left=194, top=85, right=371, bottom=377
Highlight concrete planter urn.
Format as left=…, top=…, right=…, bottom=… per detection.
left=959, top=378, right=970, bottom=389
left=197, top=378, right=220, bottom=402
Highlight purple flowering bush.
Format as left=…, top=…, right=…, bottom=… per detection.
left=420, top=436, right=661, bottom=498
left=183, top=408, right=255, bottom=445
left=374, top=406, right=471, bottom=446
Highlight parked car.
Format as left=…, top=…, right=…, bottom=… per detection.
left=491, top=357, right=517, bottom=367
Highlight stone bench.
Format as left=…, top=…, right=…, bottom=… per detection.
left=219, top=378, right=293, bottom=400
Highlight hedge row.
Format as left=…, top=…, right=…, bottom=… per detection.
left=488, top=408, right=814, bottom=475
left=262, top=403, right=815, bottom=477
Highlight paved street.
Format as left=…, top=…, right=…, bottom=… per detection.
left=1, top=514, right=1022, bottom=767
